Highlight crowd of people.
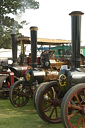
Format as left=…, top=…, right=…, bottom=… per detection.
left=40, top=49, right=57, bottom=60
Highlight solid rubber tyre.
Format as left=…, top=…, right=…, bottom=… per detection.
left=33, top=82, right=48, bottom=109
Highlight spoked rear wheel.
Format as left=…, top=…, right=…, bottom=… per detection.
left=36, top=81, right=62, bottom=123
left=10, top=80, right=29, bottom=107
left=61, top=83, right=85, bottom=128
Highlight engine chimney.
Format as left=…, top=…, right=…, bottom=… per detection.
left=11, top=34, right=17, bottom=65
left=69, top=11, right=84, bottom=68
left=30, top=26, right=38, bottom=68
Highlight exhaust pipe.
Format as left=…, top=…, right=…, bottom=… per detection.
left=69, top=11, right=84, bottom=68
left=11, top=34, right=17, bottom=65
left=30, top=26, right=38, bottom=68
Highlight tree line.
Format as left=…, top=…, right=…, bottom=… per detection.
left=0, top=0, right=39, bottom=48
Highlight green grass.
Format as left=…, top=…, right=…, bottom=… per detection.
left=0, top=98, right=64, bottom=128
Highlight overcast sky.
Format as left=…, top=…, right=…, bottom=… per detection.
left=16, top=0, right=85, bottom=46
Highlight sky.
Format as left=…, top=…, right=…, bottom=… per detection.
left=15, top=0, right=85, bottom=46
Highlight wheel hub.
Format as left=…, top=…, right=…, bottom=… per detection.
left=52, top=98, right=60, bottom=106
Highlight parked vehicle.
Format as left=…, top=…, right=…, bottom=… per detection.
left=9, top=27, right=71, bottom=107
left=34, top=11, right=85, bottom=128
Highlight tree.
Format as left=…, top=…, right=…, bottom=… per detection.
left=0, top=0, right=39, bottom=48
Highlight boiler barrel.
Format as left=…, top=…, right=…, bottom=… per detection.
left=24, top=68, right=58, bottom=84
left=71, top=69, right=85, bottom=85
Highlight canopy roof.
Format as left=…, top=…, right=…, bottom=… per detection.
left=17, top=36, right=71, bottom=45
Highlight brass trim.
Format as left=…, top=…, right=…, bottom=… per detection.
left=69, top=11, right=84, bottom=16
left=30, top=27, right=38, bottom=31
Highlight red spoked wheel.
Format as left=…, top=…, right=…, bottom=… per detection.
left=36, top=81, right=62, bottom=123
left=9, top=80, right=29, bottom=107
left=61, top=83, right=85, bottom=128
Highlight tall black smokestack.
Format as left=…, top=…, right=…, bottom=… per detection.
left=11, top=34, right=17, bottom=65
left=69, top=11, right=84, bottom=68
left=30, top=26, right=38, bottom=68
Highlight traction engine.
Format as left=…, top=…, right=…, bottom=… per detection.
left=9, top=27, right=70, bottom=107
left=34, top=11, right=85, bottom=128
left=0, top=33, right=30, bottom=98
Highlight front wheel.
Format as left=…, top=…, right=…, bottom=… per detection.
left=36, top=81, right=62, bottom=123
left=9, top=80, right=29, bottom=107
left=61, top=83, right=85, bottom=128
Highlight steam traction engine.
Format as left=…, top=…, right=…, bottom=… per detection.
left=33, top=11, right=85, bottom=128
left=0, top=33, right=29, bottom=98
left=9, top=26, right=71, bottom=107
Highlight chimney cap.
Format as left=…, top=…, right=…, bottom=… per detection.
left=69, top=11, right=84, bottom=16
left=30, top=26, right=38, bottom=31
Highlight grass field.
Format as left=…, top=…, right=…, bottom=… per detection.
left=0, top=98, right=64, bottom=128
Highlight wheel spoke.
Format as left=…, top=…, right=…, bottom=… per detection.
left=42, top=91, right=54, bottom=111
left=13, top=93, right=18, bottom=98
left=22, top=96, right=24, bottom=103
left=75, top=93, right=81, bottom=106
left=43, top=102, right=52, bottom=111
left=49, top=107, right=55, bottom=118
left=55, top=106, right=58, bottom=118
left=47, top=91, right=53, bottom=99
left=69, top=103, right=82, bottom=110
left=18, top=96, right=21, bottom=103
left=43, top=96, right=53, bottom=103
left=68, top=111, right=79, bottom=119
left=74, top=115, right=84, bottom=128
left=14, top=96, right=19, bottom=101
left=82, top=116, right=85, bottom=128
